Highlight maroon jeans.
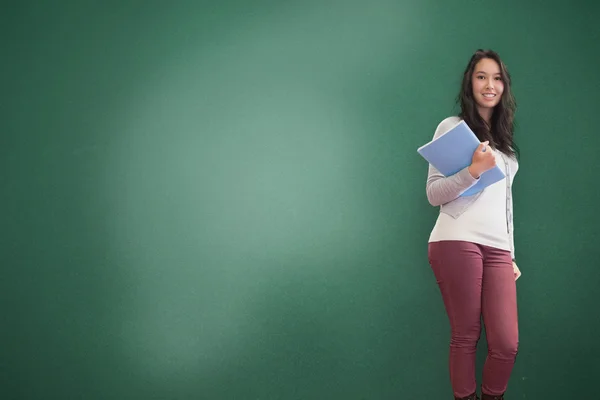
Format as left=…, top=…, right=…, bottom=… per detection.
left=428, top=240, right=519, bottom=398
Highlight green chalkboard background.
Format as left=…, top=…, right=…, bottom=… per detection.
left=2, top=1, right=599, bottom=398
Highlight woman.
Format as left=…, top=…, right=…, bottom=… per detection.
left=426, top=49, right=522, bottom=400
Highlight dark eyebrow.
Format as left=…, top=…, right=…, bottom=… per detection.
left=475, top=71, right=502, bottom=75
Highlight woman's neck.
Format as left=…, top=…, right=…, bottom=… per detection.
left=477, top=107, right=493, bottom=125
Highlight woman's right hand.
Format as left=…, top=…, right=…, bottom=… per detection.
left=468, top=141, right=496, bottom=178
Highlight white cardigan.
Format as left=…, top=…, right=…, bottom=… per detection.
left=425, top=116, right=519, bottom=259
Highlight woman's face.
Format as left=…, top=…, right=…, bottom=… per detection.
left=471, top=58, right=504, bottom=111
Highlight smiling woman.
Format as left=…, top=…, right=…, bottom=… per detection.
left=425, top=49, right=521, bottom=400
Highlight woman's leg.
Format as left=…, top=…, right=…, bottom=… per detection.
left=428, top=241, right=484, bottom=398
left=480, top=245, right=519, bottom=396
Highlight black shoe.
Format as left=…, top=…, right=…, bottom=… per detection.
left=481, top=393, right=504, bottom=400
left=455, top=393, right=479, bottom=400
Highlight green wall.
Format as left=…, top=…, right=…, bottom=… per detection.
left=2, top=1, right=599, bottom=398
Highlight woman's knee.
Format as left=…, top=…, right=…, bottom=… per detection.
left=450, top=324, right=482, bottom=348
left=489, top=335, right=519, bottom=359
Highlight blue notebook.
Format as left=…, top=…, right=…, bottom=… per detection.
left=417, top=120, right=505, bottom=197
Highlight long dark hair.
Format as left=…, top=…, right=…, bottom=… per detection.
left=457, top=49, right=519, bottom=158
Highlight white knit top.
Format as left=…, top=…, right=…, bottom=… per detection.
left=427, top=117, right=519, bottom=255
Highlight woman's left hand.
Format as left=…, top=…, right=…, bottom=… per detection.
left=513, top=261, right=521, bottom=281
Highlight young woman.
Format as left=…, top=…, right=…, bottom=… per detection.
left=426, top=49, right=522, bottom=400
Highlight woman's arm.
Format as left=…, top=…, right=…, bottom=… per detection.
left=510, top=184, right=520, bottom=280
left=426, top=163, right=479, bottom=206
left=509, top=190, right=515, bottom=260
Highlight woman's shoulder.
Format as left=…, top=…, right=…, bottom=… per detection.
left=433, top=116, right=462, bottom=138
